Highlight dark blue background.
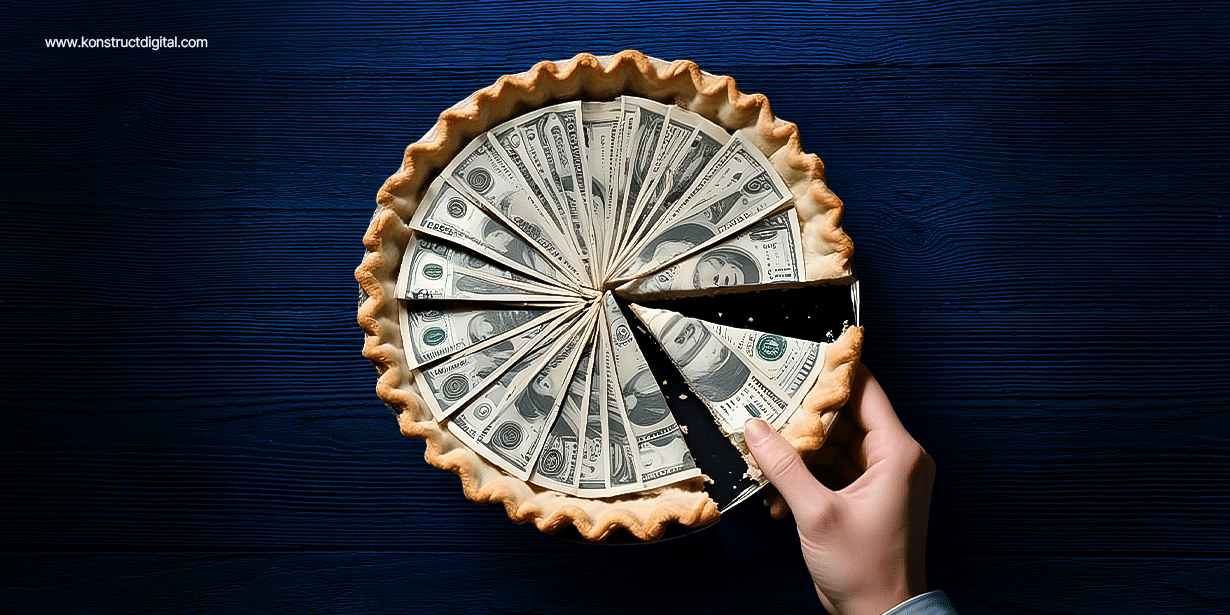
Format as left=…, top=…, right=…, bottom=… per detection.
left=3, top=1, right=1228, bottom=613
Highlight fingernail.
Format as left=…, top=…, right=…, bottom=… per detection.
left=743, top=418, right=772, bottom=447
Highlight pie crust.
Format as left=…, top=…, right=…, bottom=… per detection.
left=356, top=50, right=862, bottom=542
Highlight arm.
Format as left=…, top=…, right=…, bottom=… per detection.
left=744, top=365, right=946, bottom=615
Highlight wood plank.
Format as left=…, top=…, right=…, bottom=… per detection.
left=3, top=1, right=1228, bottom=612
left=4, top=66, right=1227, bottom=179
left=2, top=65, right=1227, bottom=556
left=3, top=433, right=1226, bottom=553
left=9, top=0, right=1228, bottom=71
left=1, top=553, right=1225, bottom=615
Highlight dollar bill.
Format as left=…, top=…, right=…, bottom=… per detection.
left=630, top=305, right=794, bottom=435
left=400, top=303, right=561, bottom=370
left=446, top=312, right=578, bottom=456
left=617, top=209, right=805, bottom=297
left=641, top=107, right=730, bottom=215
left=488, top=117, right=569, bottom=234
left=446, top=382, right=510, bottom=454
left=618, top=108, right=694, bottom=244
left=398, top=233, right=583, bottom=303
left=609, top=98, right=633, bottom=247
left=581, top=100, right=622, bottom=267
left=527, top=338, right=597, bottom=494
left=706, top=321, right=826, bottom=406
left=576, top=330, right=609, bottom=495
left=614, top=97, right=668, bottom=252
left=600, top=292, right=700, bottom=489
left=475, top=312, right=596, bottom=480
left=616, top=111, right=730, bottom=266
left=487, top=106, right=596, bottom=285
left=477, top=120, right=558, bottom=228
left=517, top=101, right=599, bottom=285
left=409, top=176, right=575, bottom=288
left=599, top=314, right=644, bottom=496
left=446, top=133, right=587, bottom=286
left=611, top=160, right=792, bottom=282
left=669, top=132, right=781, bottom=216
left=414, top=313, right=572, bottom=421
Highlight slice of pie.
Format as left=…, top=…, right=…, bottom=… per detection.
left=356, top=50, right=862, bottom=542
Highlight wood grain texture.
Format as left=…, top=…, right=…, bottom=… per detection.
left=7, top=0, right=1228, bottom=70
left=3, top=1, right=1229, bottom=613
left=1, top=553, right=1227, bottom=614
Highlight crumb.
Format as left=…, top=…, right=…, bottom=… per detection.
left=678, top=393, right=688, bottom=400
left=679, top=424, right=688, bottom=434
left=741, top=452, right=767, bottom=483
left=747, top=317, right=754, bottom=323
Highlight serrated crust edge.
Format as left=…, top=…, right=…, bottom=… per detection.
left=783, top=326, right=865, bottom=454
left=357, top=50, right=856, bottom=542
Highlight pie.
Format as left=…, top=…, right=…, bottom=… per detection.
left=356, top=50, right=863, bottom=542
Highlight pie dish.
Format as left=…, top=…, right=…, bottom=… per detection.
left=356, top=50, right=863, bottom=542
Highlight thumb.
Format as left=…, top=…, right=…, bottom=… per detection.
left=744, top=418, right=832, bottom=514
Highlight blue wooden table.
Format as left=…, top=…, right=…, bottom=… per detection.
left=3, top=2, right=1228, bottom=613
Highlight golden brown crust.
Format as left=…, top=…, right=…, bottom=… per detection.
left=782, top=326, right=865, bottom=454
left=357, top=50, right=858, bottom=542
left=377, top=50, right=854, bottom=284
left=732, top=326, right=863, bottom=484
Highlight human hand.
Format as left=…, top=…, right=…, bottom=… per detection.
left=744, top=365, right=935, bottom=615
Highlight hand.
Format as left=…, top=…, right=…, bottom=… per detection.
left=744, top=365, right=935, bottom=615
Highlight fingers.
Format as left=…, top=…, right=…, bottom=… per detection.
left=848, top=365, right=908, bottom=438
left=848, top=366, right=932, bottom=479
left=849, top=365, right=927, bottom=472
left=744, top=418, right=833, bottom=516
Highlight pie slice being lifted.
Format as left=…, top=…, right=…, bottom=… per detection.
left=356, top=50, right=863, bottom=542
left=628, top=304, right=859, bottom=482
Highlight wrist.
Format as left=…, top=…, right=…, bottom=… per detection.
left=828, top=580, right=922, bottom=615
